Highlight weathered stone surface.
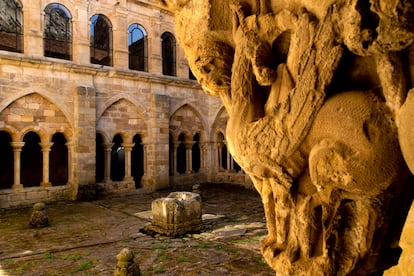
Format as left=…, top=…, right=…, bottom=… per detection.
left=161, top=0, right=414, bottom=274
left=144, top=191, right=204, bottom=236
left=29, top=202, right=49, bottom=228
left=114, top=248, right=141, bottom=276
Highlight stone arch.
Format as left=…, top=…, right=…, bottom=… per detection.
left=170, top=103, right=206, bottom=141
left=0, top=92, right=73, bottom=141
left=211, top=106, right=228, bottom=140
left=97, top=98, right=148, bottom=141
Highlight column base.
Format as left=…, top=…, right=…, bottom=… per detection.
left=12, top=183, right=24, bottom=190
left=41, top=182, right=52, bottom=188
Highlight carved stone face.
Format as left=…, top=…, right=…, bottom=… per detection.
left=161, top=0, right=414, bottom=274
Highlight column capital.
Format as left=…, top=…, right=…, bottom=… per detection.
left=10, top=142, right=25, bottom=150
left=40, top=142, right=54, bottom=151
left=103, top=143, right=115, bottom=151
left=183, top=141, right=196, bottom=149
left=121, top=143, right=135, bottom=150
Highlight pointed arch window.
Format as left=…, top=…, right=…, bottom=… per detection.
left=161, top=32, right=176, bottom=76
left=90, top=14, right=112, bottom=66
left=44, top=3, right=72, bottom=60
left=0, top=0, right=23, bottom=53
left=128, top=23, right=147, bottom=71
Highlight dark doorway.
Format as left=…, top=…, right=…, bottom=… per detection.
left=111, top=134, right=125, bottom=181
left=132, top=134, right=144, bottom=188
left=0, top=131, right=13, bottom=189
left=50, top=132, right=68, bottom=186
left=96, top=133, right=104, bottom=182
left=192, top=133, right=200, bottom=173
left=21, top=132, right=42, bottom=187
left=177, top=133, right=186, bottom=174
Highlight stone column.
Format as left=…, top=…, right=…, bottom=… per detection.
left=122, top=143, right=134, bottom=181
left=184, top=141, right=195, bottom=174
left=142, top=143, right=149, bottom=177
left=65, top=141, right=73, bottom=183
left=171, top=142, right=180, bottom=175
left=217, top=142, right=223, bottom=171
left=10, top=142, right=24, bottom=190
left=103, top=143, right=114, bottom=183
left=199, top=142, right=207, bottom=171
left=40, top=142, right=53, bottom=187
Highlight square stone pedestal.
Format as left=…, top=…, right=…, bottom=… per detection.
left=144, top=191, right=203, bottom=237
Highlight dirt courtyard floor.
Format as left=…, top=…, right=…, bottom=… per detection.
left=0, top=183, right=413, bottom=275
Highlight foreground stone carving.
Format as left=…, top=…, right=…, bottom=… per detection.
left=114, top=248, right=141, bottom=276
left=161, top=0, right=414, bottom=274
left=144, top=191, right=203, bottom=236
left=29, top=202, right=49, bottom=228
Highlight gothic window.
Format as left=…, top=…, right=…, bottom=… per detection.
left=50, top=133, right=68, bottom=186
left=161, top=32, right=176, bottom=76
left=0, top=0, right=23, bottom=53
left=128, top=23, right=147, bottom=71
left=44, top=3, right=72, bottom=60
left=111, top=134, right=125, bottom=181
left=21, top=132, right=42, bottom=187
left=0, top=131, right=13, bottom=189
left=90, top=14, right=112, bottom=66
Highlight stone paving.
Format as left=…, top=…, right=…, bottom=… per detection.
left=0, top=183, right=275, bottom=276
left=1, top=183, right=413, bottom=276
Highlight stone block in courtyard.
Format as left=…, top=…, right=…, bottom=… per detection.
left=144, top=191, right=203, bottom=237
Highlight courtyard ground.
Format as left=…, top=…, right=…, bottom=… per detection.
left=0, top=184, right=274, bottom=276
left=0, top=183, right=413, bottom=276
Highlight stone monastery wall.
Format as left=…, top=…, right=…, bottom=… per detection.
left=0, top=0, right=251, bottom=208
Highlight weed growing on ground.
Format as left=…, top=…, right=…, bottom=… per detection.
left=69, top=260, right=93, bottom=273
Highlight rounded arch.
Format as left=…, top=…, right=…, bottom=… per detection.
left=128, top=23, right=148, bottom=72
left=21, top=131, right=42, bottom=187
left=161, top=31, right=176, bottom=76
left=90, top=13, right=113, bottom=66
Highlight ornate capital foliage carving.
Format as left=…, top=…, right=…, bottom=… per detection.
left=161, top=0, right=414, bottom=274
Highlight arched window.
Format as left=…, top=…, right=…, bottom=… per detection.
left=0, top=0, right=23, bottom=53
left=90, top=14, right=112, bottom=66
left=161, top=32, right=176, bottom=76
left=21, top=132, right=42, bottom=187
left=0, top=131, right=14, bottom=189
left=44, top=3, right=72, bottom=60
left=128, top=23, right=147, bottom=71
